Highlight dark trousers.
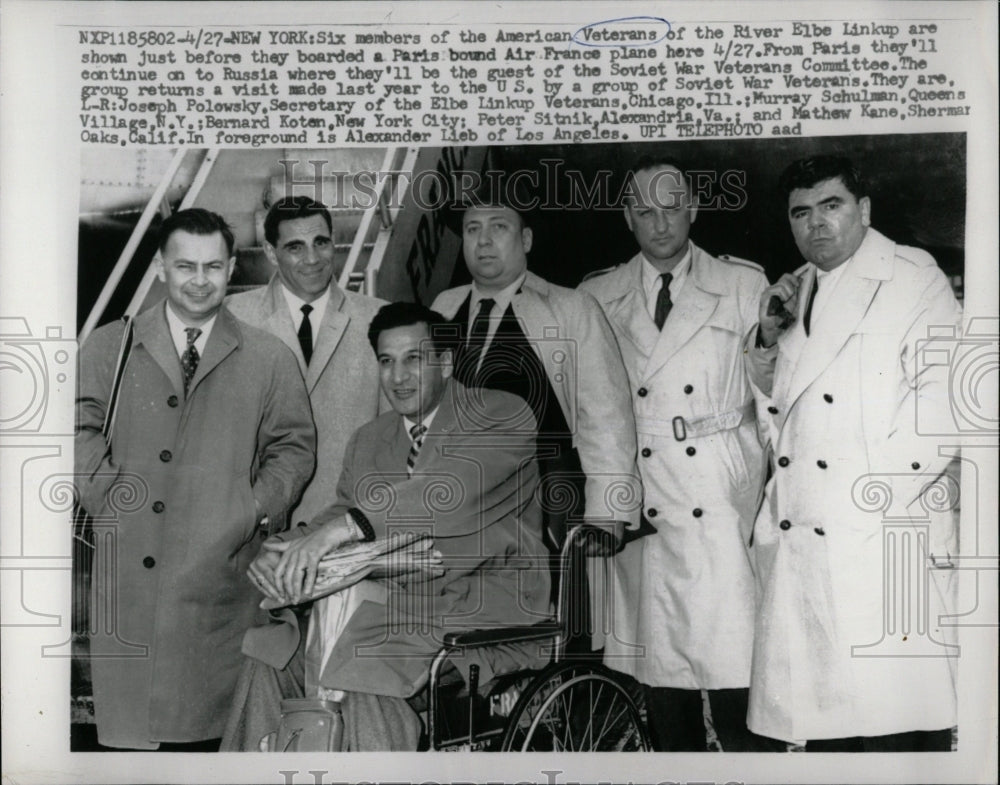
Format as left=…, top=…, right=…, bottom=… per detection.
left=805, top=728, right=952, bottom=752
left=644, top=685, right=787, bottom=752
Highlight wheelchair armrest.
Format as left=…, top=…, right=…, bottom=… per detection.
left=563, top=522, right=620, bottom=556
left=442, top=621, right=562, bottom=649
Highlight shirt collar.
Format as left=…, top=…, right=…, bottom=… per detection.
left=403, top=405, right=440, bottom=439
left=280, top=283, right=332, bottom=329
left=470, top=272, right=526, bottom=320
left=164, top=301, right=216, bottom=357
left=640, top=245, right=692, bottom=298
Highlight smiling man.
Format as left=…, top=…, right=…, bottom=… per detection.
left=75, top=208, right=315, bottom=750
left=249, top=302, right=550, bottom=750
left=745, top=155, right=962, bottom=751
left=227, top=196, right=386, bottom=528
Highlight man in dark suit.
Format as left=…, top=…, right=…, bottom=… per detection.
left=75, top=208, right=315, bottom=750
left=247, top=302, right=551, bottom=750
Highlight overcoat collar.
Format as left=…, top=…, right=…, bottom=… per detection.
left=775, top=227, right=893, bottom=413
left=133, top=301, right=241, bottom=397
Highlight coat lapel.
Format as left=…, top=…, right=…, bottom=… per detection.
left=134, top=303, right=185, bottom=396
left=771, top=266, right=813, bottom=416
left=375, top=416, right=409, bottom=476
left=187, top=307, right=239, bottom=397
left=306, top=286, right=349, bottom=392
left=643, top=250, right=720, bottom=380
left=781, top=230, right=891, bottom=411
left=601, top=257, right=659, bottom=359
left=259, top=277, right=305, bottom=374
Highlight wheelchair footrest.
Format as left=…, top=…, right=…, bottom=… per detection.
left=442, top=622, right=561, bottom=648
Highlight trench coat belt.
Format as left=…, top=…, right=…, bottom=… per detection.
left=635, top=401, right=755, bottom=441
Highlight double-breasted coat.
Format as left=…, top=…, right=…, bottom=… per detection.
left=75, top=303, right=315, bottom=748
left=226, top=277, right=386, bottom=524
left=580, top=245, right=768, bottom=688
left=744, top=228, right=962, bottom=742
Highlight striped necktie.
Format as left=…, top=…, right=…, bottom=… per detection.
left=181, top=327, right=202, bottom=395
left=406, top=423, right=428, bottom=477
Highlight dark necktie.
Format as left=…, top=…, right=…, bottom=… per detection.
left=802, top=275, right=820, bottom=336
left=465, top=297, right=495, bottom=376
left=298, top=303, right=314, bottom=365
left=654, top=272, right=674, bottom=331
left=406, top=423, right=428, bottom=477
left=181, top=327, right=201, bottom=395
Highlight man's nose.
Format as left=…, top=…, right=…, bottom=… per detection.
left=808, top=210, right=826, bottom=229
left=653, top=210, right=670, bottom=233
left=476, top=229, right=492, bottom=246
left=391, top=362, right=408, bottom=383
left=193, top=266, right=208, bottom=285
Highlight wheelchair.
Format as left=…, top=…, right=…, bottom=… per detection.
left=425, top=524, right=651, bottom=751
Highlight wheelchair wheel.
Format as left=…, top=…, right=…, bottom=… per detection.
left=499, top=661, right=650, bottom=751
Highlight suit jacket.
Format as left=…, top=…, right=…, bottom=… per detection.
left=249, top=381, right=551, bottom=697
left=75, top=302, right=315, bottom=748
left=432, top=271, right=642, bottom=527
left=580, top=245, right=768, bottom=688
left=226, top=277, right=386, bottom=524
left=744, top=228, right=962, bottom=741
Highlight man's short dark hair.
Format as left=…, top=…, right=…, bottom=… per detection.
left=367, top=301, right=456, bottom=356
left=263, top=196, right=334, bottom=247
left=158, top=208, right=235, bottom=256
left=778, top=155, right=867, bottom=201
left=624, top=155, right=689, bottom=206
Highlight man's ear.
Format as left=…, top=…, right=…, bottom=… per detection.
left=859, top=196, right=871, bottom=227
left=226, top=255, right=237, bottom=281
left=154, top=251, right=166, bottom=283
left=263, top=242, right=278, bottom=266
left=623, top=206, right=634, bottom=234
left=688, top=196, right=699, bottom=226
left=521, top=227, right=533, bottom=254
left=440, top=349, right=454, bottom=380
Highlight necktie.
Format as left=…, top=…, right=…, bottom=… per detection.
left=654, top=272, right=673, bottom=330
left=803, top=275, right=820, bottom=336
left=298, top=304, right=314, bottom=365
left=465, top=297, right=495, bottom=377
left=406, top=423, right=428, bottom=477
left=181, top=327, right=201, bottom=395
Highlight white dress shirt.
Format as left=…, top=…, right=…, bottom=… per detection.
left=640, top=246, right=693, bottom=323
left=165, top=302, right=215, bottom=358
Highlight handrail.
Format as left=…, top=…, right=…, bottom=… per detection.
left=361, top=146, right=421, bottom=296
left=78, top=148, right=190, bottom=343
left=337, top=147, right=400, bottom=292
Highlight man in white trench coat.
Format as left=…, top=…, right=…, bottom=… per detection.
left=744, top=155, right=962, bottom=751
left=580, top=156, right=776, bottom=751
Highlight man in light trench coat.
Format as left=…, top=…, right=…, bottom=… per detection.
left=580, top=156, right=777, bottom=751
left=744, top=155, right=961, bottom=751
left=75, top=208, right=315, bottom=750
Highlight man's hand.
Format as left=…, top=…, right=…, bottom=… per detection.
left=757, top=273, right=803, bottom=348
left=247, top=544, right=286, bottom=603
left=263, top=518, right=356, bottom=603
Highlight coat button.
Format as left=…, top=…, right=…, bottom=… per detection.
left=641, top=447, right=652, bottom=458
left=167, top=395, right=179, bottom=408
left=647, top=508, right=658, bottom=518
left=692, top=508, right=703, bottom=518
left=817, top=460, right=827, bottom=469
left=686, top=446, right=696, bottom=456
left=911, top=462, right=921, bottom=470
left=779, top=519, right=791, bottom=530
left=823, top=393, right=834, bottom=403
left=778, top=456, right=790, bottom=467
left=637, top=387, right=648, bottom=398
left=152, top=501, right=165, bottom=513
left=142, top=556, right=156, bottom=569
left=683, top=384, right=693, bottom=394
left=159, top=450, right=172, bottom=462
left=814, top=527, right=826, bottom=536
left=767, top=406, right=779, bottom=414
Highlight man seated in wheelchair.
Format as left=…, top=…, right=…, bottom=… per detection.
left=236, top=302, right=552, bottom=750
